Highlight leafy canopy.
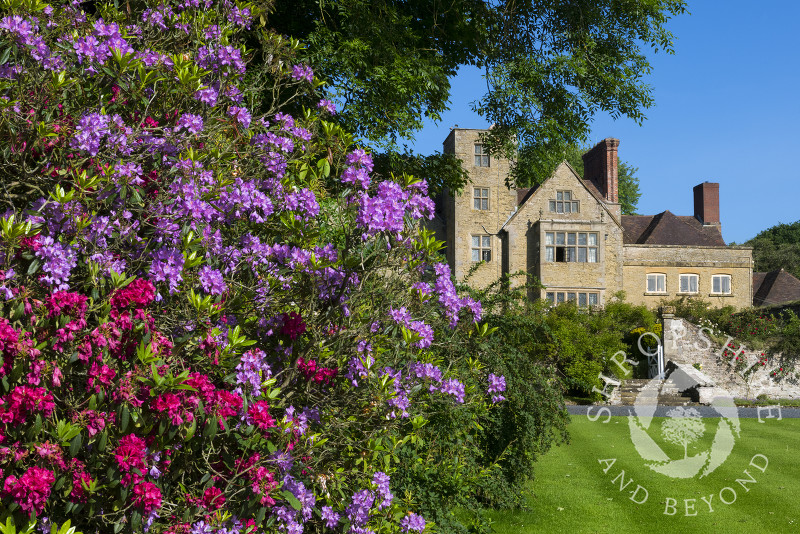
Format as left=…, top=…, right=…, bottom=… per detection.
left=265, top=0, right=687, bottom=186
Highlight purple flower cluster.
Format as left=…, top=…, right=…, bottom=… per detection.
left=228, top=105, right=251, bottom=129
left=372, top=471, right=393, bottom=510
left=317, top=99, right=336, bottom=114
left=388, top=307, right=434, bottom=349
left=357, top=181, right=405, bottom=236
left=70, top=112, right=132, bottom=157
left=346, top=489, right=375, bottom=533
left=487, top=373, right=506, bottom=403
left=175, top=113, right=204, bottom=134
left=400, top=513, right=426, bottom=533
left=235, top=348, right=272, bottom=397
left=341, top=148, right=373, bottom=190
left=433, top=262, right=482, bottom=327
left=198, top=266, right=227, bottom=295
left=321, top=505, right=340, bottom=529
left=149, top=247, right=185, bottom=294
left=440, top=378, right=465, bottom=403
left=197, top=45, right=246, bottom=76
left=35, top=237, right=77, bottom=290
left=291, top=64, right=313, bottom=83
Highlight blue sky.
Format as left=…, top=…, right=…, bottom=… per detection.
left=402, top=1, right=800, bottom=244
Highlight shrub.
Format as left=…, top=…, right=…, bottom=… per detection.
left=0, top=1, right=508, bottom=532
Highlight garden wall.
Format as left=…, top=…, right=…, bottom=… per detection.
left=661, top=310, right=800, bottom=399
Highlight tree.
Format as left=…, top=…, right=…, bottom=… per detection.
left=745, top=221, right=800, bottom=280
left=264, top=0, right=688, bottom=158
left=661, top=407, right=706, bottom=459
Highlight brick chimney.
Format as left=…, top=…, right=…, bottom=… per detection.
left=582, top=138, right=619, bottom=203
left=693, top=182, right=720, bottom=225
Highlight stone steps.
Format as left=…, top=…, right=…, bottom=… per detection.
left=613, top=378, right=698, bottom=407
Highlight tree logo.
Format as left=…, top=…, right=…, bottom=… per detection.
left=628, top=375, right=740, bottom=479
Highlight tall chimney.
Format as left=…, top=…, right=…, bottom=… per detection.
left=693, top=182, right=720, bottom=225
left=581, top=138, right=619, bottom=203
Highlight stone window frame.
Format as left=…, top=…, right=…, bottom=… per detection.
left=679, top=273, right=699, bottom=294
left=544, top=231, right=598, bottom=263
left=711, top=274, right=732, bottom=295
left=474, top=144, right=490, bottom=167
left=548, top=190, right=580, bottom=214
left=646, top=273, right=667, bottom=294
left=545, top=291, right=599, bottom=306
left=473, top=187, right=489, bottom=210
left=471, top=234, right=492, bottom=262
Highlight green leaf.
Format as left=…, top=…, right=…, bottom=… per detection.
left=120, top=405, right=130, bottom=432
left=69, top=433, right=82, bottom=457
left=97, top=430, right=108, bottom=452
left=280, top=490, right=303, bottom=511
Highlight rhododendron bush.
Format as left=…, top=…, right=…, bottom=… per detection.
left=0, top=0, right=505, bottom=532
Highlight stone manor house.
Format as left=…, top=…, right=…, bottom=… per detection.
left=429, top=128, right=754, bottom=309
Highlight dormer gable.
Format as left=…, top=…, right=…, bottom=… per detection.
left=502, top=160, right=622, bottom=231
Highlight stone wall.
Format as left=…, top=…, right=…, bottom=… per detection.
left=623, top=244, right=752, bottom=309
left=441, top=128, right=516, bottom=289
left=661, top=312, right=800, bottom=399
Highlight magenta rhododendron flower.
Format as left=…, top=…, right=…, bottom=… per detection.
left=3, top=466, right=55, bottom=515
left=133, top=481, right=162, bottom=514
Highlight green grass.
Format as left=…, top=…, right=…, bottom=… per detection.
left=485, top=415, right=800, bottom=534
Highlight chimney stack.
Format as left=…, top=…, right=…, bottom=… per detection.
left=582, top=138, right=620, bottom=203
left=693, top=182, right=720, bottom=225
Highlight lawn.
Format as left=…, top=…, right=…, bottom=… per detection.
left=484, top=415, right=800, bottom=534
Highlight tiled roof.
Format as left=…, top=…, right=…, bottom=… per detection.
left=516, top=185, right=539, bottom=205
left=753, top=269, right=800, bottom=306
left=621, top=211, right=726, bottom=246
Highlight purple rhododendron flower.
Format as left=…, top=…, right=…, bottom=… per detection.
left=321, top=506, right=340, bottom=529
left=35, top=237, right=77, bottom=290
left=198, top=266, right=227, bottom=295
left=291, top=64, right=313, bottom=83
left=488, top=373, right=507, bottom=403
left=400, top=513, right=426, bottom=533
left=149, top=247, right=185, bottom=294
left=441, top=378, right=465, bottom=403
left=228, top=105, right=251, bottom=129
left=175, top=113, right=204, bottom=134
left=317, top=99, right=336, bottom=114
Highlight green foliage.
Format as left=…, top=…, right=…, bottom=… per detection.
left=265, top=0, right=687, bottom=158
left=372, top=150, right=470, bottom=197
left=745, top=220, right=800, bottom=281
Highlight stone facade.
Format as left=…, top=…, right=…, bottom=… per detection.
left=432, top=128, right=754, bottom=308
left=622, top=245, right=752, bottom=309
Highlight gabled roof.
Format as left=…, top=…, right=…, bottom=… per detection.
left=753, top=269, right=800, bottom=307
left=503, top=161, right=621, bottom=231
left=621, top=211, right=726, bottom=246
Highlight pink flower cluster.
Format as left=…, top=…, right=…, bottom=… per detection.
left=3, top=466, right=55, bottom=515
left=297, top=357, right=337, bottom=385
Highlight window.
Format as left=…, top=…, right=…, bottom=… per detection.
left=471, top=235, right=491, bottom=262
left=546, top=291, right=599, bottom=306
left=545, top=232, right=598, bottom=263
left=474, top=144, right=490, bottom=167
left=473, top=187, right=489, bottom=210
left=646, top=273, right=666, bottom=293
left=712, top=275, right=731, bottom=294
left=549, top=191, right=580, bottom=214
left=679, top=274, right=699, bottom=294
